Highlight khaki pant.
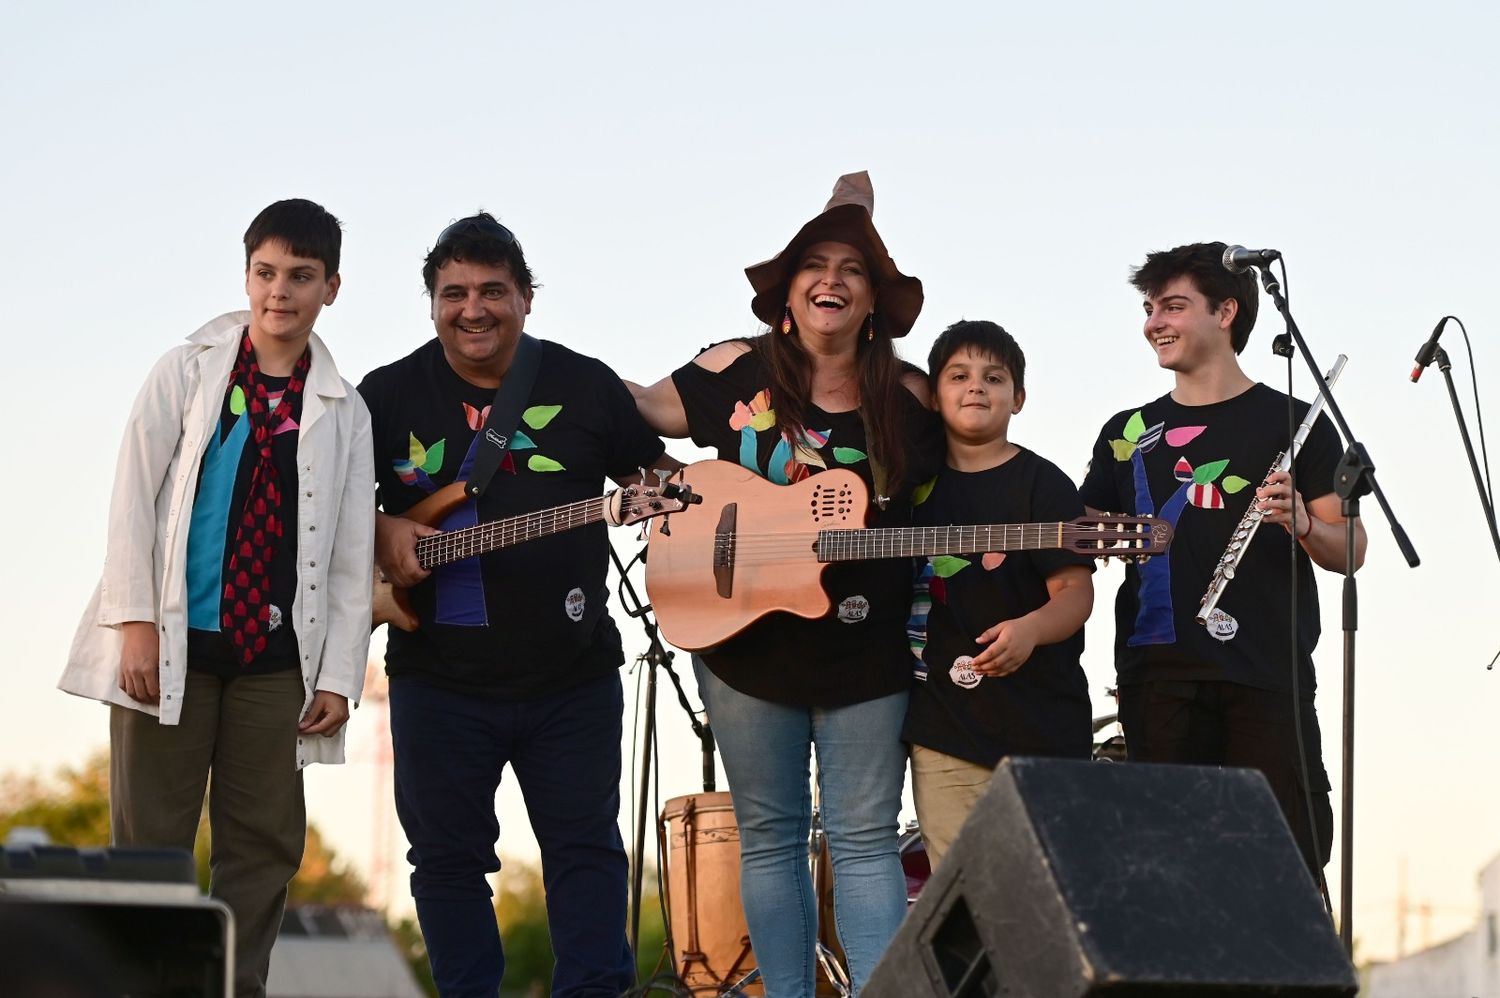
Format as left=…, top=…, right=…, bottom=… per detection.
left=111, top=668, right=306, bottom=998
left=909, top=744, right=996, bottom=871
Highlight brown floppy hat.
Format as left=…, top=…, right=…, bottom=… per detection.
left=745, top=171, right=924, bottom=338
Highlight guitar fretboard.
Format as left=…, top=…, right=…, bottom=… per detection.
left=416, top=495, right=611, bottom=569
left=816, top=523, right=1071, bottom=562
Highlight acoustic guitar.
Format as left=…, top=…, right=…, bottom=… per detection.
left=373, top=478, right=696, bottom=631
left=643, top=460, right=1172, bottom=652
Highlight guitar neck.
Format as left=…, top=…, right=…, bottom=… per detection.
left=416, top=494, right=612, bottom=569
left=816, top=523, right=1072, bottom=562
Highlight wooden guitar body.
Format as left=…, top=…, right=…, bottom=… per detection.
left=644, top=461, right=868, bottom=652
left=370, top=482, right=469, bottom=632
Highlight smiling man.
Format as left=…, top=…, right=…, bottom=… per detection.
left=1078, top=241, right=1366, bottom=878
left=357, top=213, right=669, bottom=997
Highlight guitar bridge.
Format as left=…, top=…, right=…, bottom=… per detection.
left=713, top=503, right=737, bottom=599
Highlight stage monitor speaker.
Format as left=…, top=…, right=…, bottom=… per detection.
left=865, top=758, right=1356, bottom=997
left=0, top=845, right=233, bottom=997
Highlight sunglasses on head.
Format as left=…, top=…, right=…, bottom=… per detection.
left=435, top=216, right=516, bottom=247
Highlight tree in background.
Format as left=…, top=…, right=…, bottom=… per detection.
left=2, top=755, right=674, bottom=996
left=390, top=916, right=439, bottom=997
left=0, top=752, right=111, bottom=845
left=487, top=861, right=668, bottom=995
left=0, top=752, right=365, bottom=903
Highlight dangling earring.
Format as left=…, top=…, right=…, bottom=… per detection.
left=864, top=312, right=876, bottom=342
left=781, top=305, right=793, bottom=336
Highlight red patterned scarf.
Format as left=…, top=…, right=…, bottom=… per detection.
left=221, top=330, right=311, bottom=664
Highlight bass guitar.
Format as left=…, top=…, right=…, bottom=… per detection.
left=643, top=460, right=1171, bottom=651
left=374, top=478, right=696, bottom=631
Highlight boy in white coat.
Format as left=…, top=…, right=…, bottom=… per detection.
left=60, top=199, right=375, bottom=997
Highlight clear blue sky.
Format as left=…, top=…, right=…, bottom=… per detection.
left=3, top=0, right=1496, bottom=962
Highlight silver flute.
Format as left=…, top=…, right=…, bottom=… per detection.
left=1196, top=354, right=1347, bottom=626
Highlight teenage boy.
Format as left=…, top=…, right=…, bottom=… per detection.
left=60, top=199, right=375, bottom=997
left=360, top=213, right=668, bottom=996
left=1078, top=241, right=1366, bottom=875
left=904, top=320, right=1095, bottom=868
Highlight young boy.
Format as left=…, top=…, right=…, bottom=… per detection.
left=903, top=320, right=1095, bottom=868
left=59, top=199, right=375, bottom=997
left=1078, top=241, right=1364, bottom=875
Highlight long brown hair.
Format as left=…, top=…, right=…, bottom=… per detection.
left=752, top=316, right=909, bottom=495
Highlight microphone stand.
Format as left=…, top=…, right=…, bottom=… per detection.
left=609, top=538, right=716, bottom=960
left=1256, top=263, right=1420, bottom=957
left=1429, top=345, right=1500, bottom=563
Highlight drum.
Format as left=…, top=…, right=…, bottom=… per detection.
left=660, top=792, right=762, bottom=996
left=815, top=819, right=930, bottom=984
left=897, top=823, right=932, bottom=905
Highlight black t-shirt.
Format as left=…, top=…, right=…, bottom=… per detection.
left=902, top=449, right=1095, bottom=766
left=671, top=342, right=943, bottom=707
left=358, top=338, right=665, bottom=699
left=1078, top=383, right=1342, bottom=697
left=186, top=371, right=302, bottom=676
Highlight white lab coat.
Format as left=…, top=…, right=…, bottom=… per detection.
left=59, top=311, right=375, bottom=767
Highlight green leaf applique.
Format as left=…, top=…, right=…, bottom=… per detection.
left=523, top=405, right=562, bottom=430
left=421, top=439, right=446, bottom=474
left=911, top=476, right=938, bottom=506
left=1192, top=458, right=1230, bottom=485
left=930, top=555, right=971, bottom=578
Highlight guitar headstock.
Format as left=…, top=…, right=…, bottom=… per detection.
left=1064, top=514, right=1174, bottom=562
left=613, top=480, right=701, bottom=527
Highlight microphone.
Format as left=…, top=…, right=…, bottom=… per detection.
left=1221, top=245, right=1282, bottom=274
left=1410, top=317, right=1449, bottom=383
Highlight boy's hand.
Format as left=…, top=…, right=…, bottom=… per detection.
left=374, top=512, right=438, bottom=587
left=118, top=621, right=161, bottom=704
left=1255, top=470, right=1312, bottom=539
left=299, top=691, right=350, bottom=738
left=971, top=618, right=1039, bottom=677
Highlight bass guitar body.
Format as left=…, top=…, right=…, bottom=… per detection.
left=373, top=477, right=696, bottom=633
left=370, top=482, right=469, bottom=632
left=644, top=461, right=868, bottom=652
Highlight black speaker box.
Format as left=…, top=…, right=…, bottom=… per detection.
left=865, top=758, right=1357, bottom=997
left=0, top=845, right=232, bottom=997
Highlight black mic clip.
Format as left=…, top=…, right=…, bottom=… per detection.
left=1410, top=317, right=1449, bottom=383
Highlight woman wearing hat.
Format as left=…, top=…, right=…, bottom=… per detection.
left=630, top=172, right=939, bottom=996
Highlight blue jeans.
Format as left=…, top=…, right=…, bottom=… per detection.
left=694, top=658, right=908, bottom=997
left=389, top=672, right=634, bottom=998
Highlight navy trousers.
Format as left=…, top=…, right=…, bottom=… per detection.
left=389, top=671, right=634, bottom=998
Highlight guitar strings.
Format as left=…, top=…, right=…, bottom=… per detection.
left=705, top=524, right=1153, bottom=563
left=416, top=493, right=659, bottom=566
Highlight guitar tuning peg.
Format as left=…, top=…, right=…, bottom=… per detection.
left=653, top=467, right=671, bottom=487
